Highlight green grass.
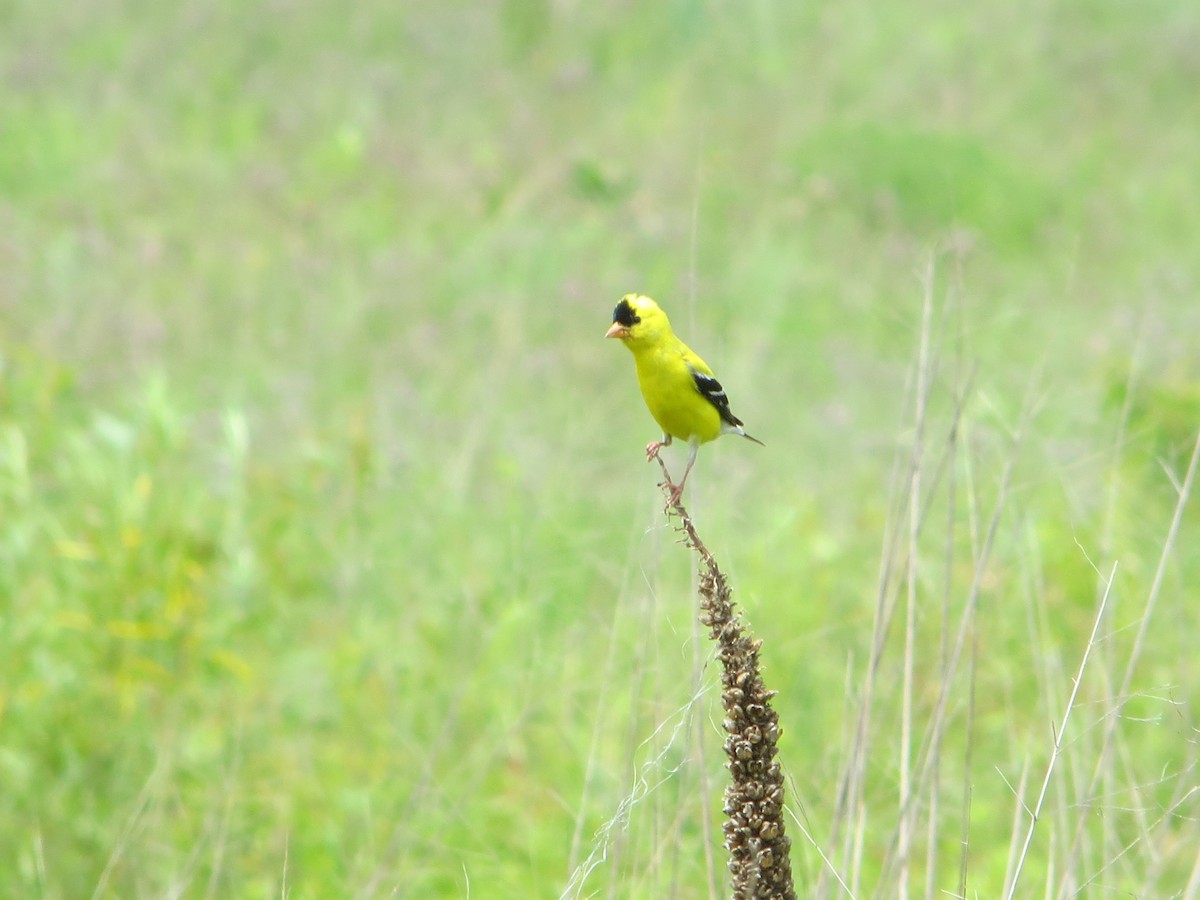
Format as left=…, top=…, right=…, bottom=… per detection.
left=3, top=2, right=1200, bottom=897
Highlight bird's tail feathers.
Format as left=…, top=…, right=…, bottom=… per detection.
left=721, top=421, right=765, bottom=446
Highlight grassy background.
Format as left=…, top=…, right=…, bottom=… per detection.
left=3, top=1, right=1199, bottom=897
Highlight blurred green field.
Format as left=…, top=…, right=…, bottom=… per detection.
left=3, top=2, right=1200, bottom=897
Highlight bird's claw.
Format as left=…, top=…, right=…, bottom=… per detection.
left=645, top=441, right=665, bottom=461
left=656, top=478, right=684, bottom=506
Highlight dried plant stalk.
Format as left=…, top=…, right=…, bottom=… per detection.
left=657, top=460, right=796, bottom=900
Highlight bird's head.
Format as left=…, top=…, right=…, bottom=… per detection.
left=605, top=293, right=670, bottom=347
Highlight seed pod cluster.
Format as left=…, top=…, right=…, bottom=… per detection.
left=664, top=473, right=795, bottom=899
left=702, top=568, right=794, bottom=899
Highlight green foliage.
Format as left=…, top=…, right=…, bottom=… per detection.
left=1108, top=362, right=1200, bottom=469
left=2, top=0, right=1199, bottom=896
left=794, top=124, right=1058, bottom=250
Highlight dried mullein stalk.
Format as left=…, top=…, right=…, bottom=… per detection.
left=657, top=462, right=796, bottom=899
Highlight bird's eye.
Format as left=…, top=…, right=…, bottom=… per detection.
left=613, top=300, right=641, bottom=327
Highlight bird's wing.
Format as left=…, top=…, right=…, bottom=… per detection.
left=688, top=364, right=745, bottom=429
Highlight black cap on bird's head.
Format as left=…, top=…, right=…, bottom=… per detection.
left=612, top=297, right=641, bottom=328
left=605, top=293, right=666, bottom=342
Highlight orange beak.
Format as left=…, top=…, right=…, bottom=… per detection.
left=605, top=322, right=630, bottom=339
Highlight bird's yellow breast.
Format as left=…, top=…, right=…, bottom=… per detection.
left=633, top=344, right=722, bottom=444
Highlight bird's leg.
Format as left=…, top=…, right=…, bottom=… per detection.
left=645, top=433, right=672, bottom=462
left=666, top=439, right=700, bottom=506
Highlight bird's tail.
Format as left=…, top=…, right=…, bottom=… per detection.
left=720, top=420, right=765, bottom=446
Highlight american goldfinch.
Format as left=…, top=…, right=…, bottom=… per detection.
left=606, top=293, right=763, bottom=503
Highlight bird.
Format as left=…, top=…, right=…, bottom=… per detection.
left=606, top=293, right=763, bottom=504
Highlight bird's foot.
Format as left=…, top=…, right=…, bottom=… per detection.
left=645, top=440, right=666, bottom=461
left=665, top=481, right=685, bottom=506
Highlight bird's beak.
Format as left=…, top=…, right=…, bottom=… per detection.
left=606, top=322, right=629, bottom=339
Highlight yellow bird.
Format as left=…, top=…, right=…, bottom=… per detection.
left=606, top=293, right=763, bottom=503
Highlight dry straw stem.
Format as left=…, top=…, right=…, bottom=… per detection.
left=655, top=457, right=796, bottom=900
